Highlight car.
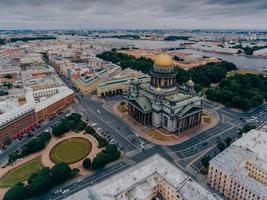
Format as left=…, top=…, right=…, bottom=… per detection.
left=77, top=178, right=83, bottom=183
left=54, top=189, right=62, bottom=194
left=62, top=189, right=69, bottom=194
left=91, top=123, right=98, bottom=127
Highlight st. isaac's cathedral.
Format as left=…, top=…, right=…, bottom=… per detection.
left=128, top=53, right=203, bottom=133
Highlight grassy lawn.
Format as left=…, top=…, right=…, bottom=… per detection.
left=50, top=137, right=92, bottom=164
left=0, top=157, right=43, bottom=188
left=202, top=112, right=212, bottom=124
left=146, top=129, right=177, bottom=141
left=117, top=102, right=128, bottom=113
left=203, top=117, right=212, bottom=124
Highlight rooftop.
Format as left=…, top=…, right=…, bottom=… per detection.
left=210, top=129, right=267, bottom=199
left=65, top=154, right=222, bottom=200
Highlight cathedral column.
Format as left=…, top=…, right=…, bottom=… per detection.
left=161, top=78, right=164, bottom=87
left=168, top=78, right=171, bottom=87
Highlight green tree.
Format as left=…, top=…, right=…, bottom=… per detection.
left=82, top=158, right=91, bottom=169
left=217, top=141, right=226, bottom=152
left=224, top=137, right=232, bottom=147
left=8, top=152, right=19, bottom=163
left=51, top=163, right=72, bottom=184
left=71, top=168, right=80, bottom=176
left=27, top=167, right=53, bottom=196
left=3, top=182, right=27, bottom=200
left=201, top=156, right=211, bottom=168
left=103, top=144, right=118, bottom=153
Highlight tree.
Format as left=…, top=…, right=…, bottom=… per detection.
left=27, top=167, right=53, bottom=196
left=224, top=137, right=232, bottom=147
left=83, top=158, right=92, bottom=169
left=217, top=141, right=226, bottom=152
left=71, top=168, right=80, bottom=177
left=3, top=182, right=27, bottom=200
left=201, top=156, right=211, bottom=168
left=8, top=152, right=19, bottom=163
left=103, top=144, right=118, bottom=154
left=92, top=153, right=110, bottom=170
left=238, top=124, right=256, bottom=136
left=92, top=151, right=121, bottom=170
left=51, top=163, right=72, bottom=184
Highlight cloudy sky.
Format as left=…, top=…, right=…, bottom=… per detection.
left=0, top=0, right=267, bottom=30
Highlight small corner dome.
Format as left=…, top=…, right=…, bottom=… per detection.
left=154, top=53, right=173, bottom=68
left=186, top=79, right=195, bottom=86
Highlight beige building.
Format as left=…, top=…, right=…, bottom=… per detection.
left=97, top=68, right=150, bottom=98
left=208, top=129, right=267, bottom=200
left=65, top=154, right=222, bottom=200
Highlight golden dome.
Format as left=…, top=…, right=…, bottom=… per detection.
left=154, top=54, right=173, bottom=68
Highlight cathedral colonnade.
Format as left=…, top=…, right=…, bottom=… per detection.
left=128, top=103, right=152, bottom=126
left=177, top=111, right=202, bottom=132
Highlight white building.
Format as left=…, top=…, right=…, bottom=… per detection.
left=65, top=154, right=222, bottom=200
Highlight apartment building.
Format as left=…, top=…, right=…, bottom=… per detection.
left=208, top=129, right=267, bottom=200
left=65, top=154, right=222, bottom=200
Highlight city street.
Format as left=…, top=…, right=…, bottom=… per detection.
left=7, top=67, right=267, bottom=200
left=31, top=93, right=259, bottom=200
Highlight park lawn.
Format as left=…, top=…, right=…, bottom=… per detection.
left=50, top=137, right=92, bottom=164
left=146, top=129, right=177, bottom=141
left=202, top=116, right=212, bottom=124
left=117, top=102, right=128, bottom=113
left=0, top=157, right=43, bottom=188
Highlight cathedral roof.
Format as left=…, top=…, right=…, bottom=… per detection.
left=129, top=96, right=152, bottom=113
left=154, top=53, right=173, bottom=68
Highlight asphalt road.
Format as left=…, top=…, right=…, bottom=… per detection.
left=14, top=71, right=267, bottom=200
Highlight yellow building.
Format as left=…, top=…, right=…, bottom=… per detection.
left=97, top=68, right=150, bottom=98
left=74, top=77, right=101, bottom=95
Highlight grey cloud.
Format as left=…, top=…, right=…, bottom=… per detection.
left=0, top=0, right=266, bottom=29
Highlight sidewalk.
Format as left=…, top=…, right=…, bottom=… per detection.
left=109, top=101, right=219, bottom=146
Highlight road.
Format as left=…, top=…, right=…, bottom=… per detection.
left=12, top=70, right=267, bottom=200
